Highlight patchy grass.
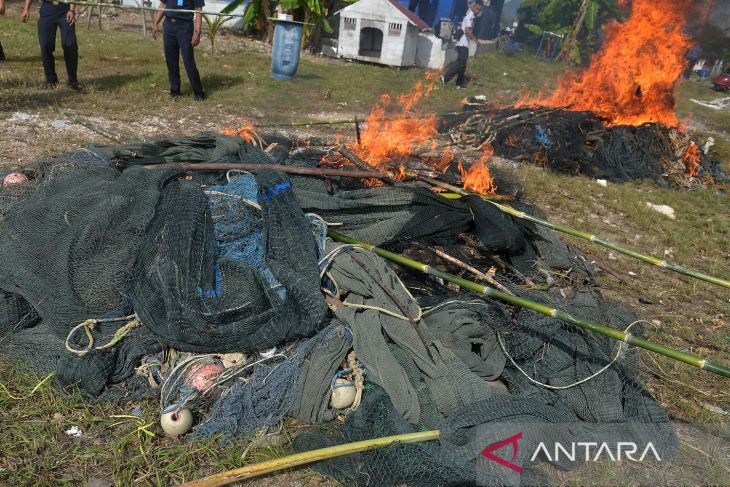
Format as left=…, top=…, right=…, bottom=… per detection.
left=0, top=5, right=728, bottom=486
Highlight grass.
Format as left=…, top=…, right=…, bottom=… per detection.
left=0, top=6, right=728, bottom=486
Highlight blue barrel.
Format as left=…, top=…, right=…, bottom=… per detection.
left=272, top=21, right=303, bottom=80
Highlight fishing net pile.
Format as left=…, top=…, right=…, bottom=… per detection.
left=441, top=106, right=725, bottom=188
left=0, top=132, right=676, bottom=485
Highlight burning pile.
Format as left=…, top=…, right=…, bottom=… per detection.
left=421, top=0, right=722, bottom=189
left=521, top=0, right=694, bottom=127
left=327, top=0, right=723, bottom=192
left=347, top=77, right=497, bottom=195
left=441, top=106, right=723, bottom=187
left=478, top=0, right=723, bottom=187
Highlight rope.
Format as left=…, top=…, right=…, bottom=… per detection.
left=64, top=314, right=139, bottom=356
left=159, top=352, right=288, bottom=414
left=319, top=242, right=423, bottom=322
left=425, top=299, right=644, bottom=390
left=346, top=350, right=363, bottom=412
left=497, top=320, right=645, bottom=390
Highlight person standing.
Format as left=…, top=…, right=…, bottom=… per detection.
left=0, top=0, right=6, bottom=61
left=684, top=44, right=701, bottom=80
left=152, top=0, right=205, bottom=101
left=442, top=0, right=483, bottom=88
left=21, top=0, right=80, bottom=89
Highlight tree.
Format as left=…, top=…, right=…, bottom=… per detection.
left=519, top=0, right=622, bottom=64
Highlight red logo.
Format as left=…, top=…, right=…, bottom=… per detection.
left=481, top=432, right=523, bottom=474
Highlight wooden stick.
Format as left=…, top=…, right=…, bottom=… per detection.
left=432, top=247, right=513, bottom=294
left=143, top=162, right=390, bottom=180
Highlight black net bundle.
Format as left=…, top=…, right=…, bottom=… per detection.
left=0, top=133, right=678, bottom=485
left=0, top=143, right=326, bottom=397
left=442, top=108, right=725, bottom=185
left=130, top=169, right=327, bottom=352
left=295, top=254, right=675, bottom=486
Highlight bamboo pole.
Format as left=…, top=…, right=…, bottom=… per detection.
left=53, top=0, right=247, bottom=18
left=178, top=430, right=440, bottom=487
left=327, top=230, right=730, bottom=379
left=411, top=173, right=730, bottom=290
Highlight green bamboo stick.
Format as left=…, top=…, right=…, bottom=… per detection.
left=54, top=0, right=248, bottom=18
left=178, top=430, right=440, bottom=487
left=412, top=174, right=730, bottom=289
left=328, top=230, right=730, bottom=378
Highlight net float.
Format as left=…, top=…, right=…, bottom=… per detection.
left=160, top=408, right=193, bottom=436
left=330, top=377, right=356, bottom=410
left=2, top=172, right=29, bottom=187
left=186, top=360, right=225, bottom=396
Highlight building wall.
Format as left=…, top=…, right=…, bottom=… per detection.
left=401, top=24, right=419, bottom=66
left=121, top=0, right=246, bottom=29
left=415, top=32, right=457, bottom=69
left=338, top=0, right=421, bottom=67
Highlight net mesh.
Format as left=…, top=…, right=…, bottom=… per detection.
left=0, top=133, right=678, bottom=485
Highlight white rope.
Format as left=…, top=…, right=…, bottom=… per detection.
left=160, top=352, right=288, bottom=413
left=64, top=314, right=138, bottom=356
left=319, top=242, right=423, bottom=322
left=497, top=320, right=646, bottom=390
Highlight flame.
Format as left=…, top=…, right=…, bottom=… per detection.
left=458, top=146, right=496, bottom=195
left=683, top=142, right=701, bottom=177
left=341, top=74, right=497, bottom=196
left=520, top=0, right=694, bottom=127
left=223, top=123, right=257, bottom=143
left=350, top=78, right=439, bottom=167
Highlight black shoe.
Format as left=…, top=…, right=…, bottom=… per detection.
left=68, top=81, right=82, bottom=91
left=42, top=81, right=58, bottom=90
left=170, top=90, right=182, bottom=99
left=194, top=93, right=205, bottom=102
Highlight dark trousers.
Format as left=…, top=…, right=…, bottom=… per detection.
left=38, top=5, right=78, bottom=84
left=444, top=46, right=469, bottom=87
left=683, top=59, right=697, bottom=79
left=0, top=42, right=5, bottom=60
left=163, top=18, right=204, bottom=96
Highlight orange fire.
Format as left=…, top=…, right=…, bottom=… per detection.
left=458, top=146, right=496, bottom=195
left=683, top=142, right=701, bottom=177
left=223, top=123, right=257, bottom=143
left=520, top=0, right=694, bottom=127
left=343, top=74, right=496, bottom=194
left=350, top=79, right=439, bottom=167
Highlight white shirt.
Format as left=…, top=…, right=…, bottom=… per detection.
left=457, top=9, right=475, bottom=48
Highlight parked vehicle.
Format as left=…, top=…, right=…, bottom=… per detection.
left=712, top=71, right=730, bottom=91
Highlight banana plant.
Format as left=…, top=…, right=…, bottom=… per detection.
left=519, top=0, right=621, bottom=63
left=220, top=0, right=334, bottom=46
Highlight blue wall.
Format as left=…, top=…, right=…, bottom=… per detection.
left=397, top=0, right=466, bottom=28
left=398, top=0, right=522, bottom=29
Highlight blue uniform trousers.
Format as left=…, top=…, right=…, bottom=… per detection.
left=163, top=17, right=204, bottom=96
left=38, top=3, right=78, bottom=84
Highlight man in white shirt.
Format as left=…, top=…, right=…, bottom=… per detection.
left=442, top=0, right=484, bottom=88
